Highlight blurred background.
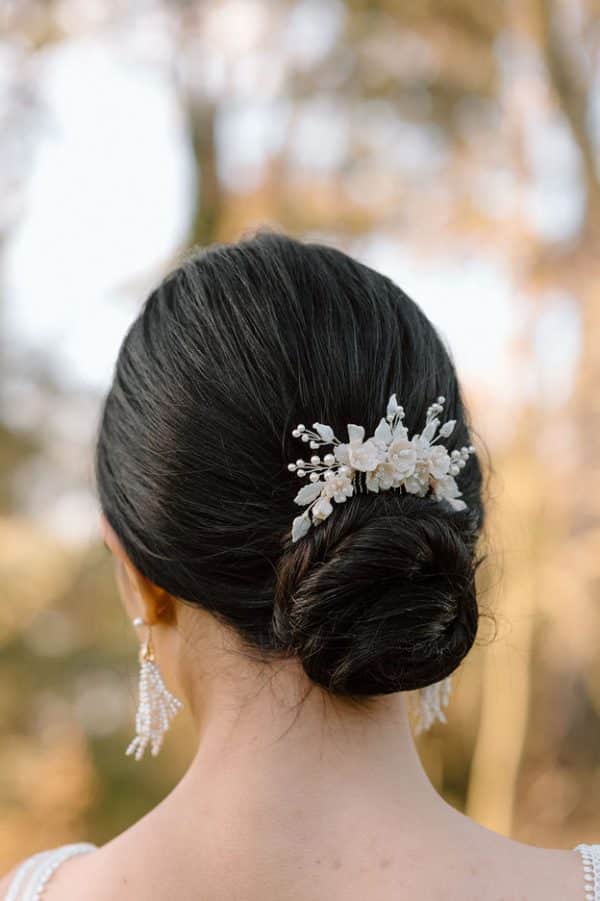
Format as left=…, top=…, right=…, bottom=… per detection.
left=1, top=0, right=600, bottom=869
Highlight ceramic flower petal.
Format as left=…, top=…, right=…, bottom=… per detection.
left=334, top=443, right=350, bottom=464
left=347, top=423, right=365, bottom=444
left=312, top=496, right=333, bottom=521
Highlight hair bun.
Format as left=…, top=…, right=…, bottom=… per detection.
left=273, top=492, right=482, bottom=697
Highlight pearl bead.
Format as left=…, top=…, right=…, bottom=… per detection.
left=126, top=658, right=183, bottom=762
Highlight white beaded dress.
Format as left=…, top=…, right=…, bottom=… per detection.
left=3, top=841, right=600, bottom=899
left=3, top=844, right=97, bottom=901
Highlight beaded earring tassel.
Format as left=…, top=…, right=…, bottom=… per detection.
left=410, top=675, right=453, bottom=735
left=125, top=618, right=184, bottom=761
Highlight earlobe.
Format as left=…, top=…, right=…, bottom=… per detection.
left=155, top=588, right=177, bottom=624
left=100, top=514, right=175, bottom=625
left=131, top=567, right=176, bottom=627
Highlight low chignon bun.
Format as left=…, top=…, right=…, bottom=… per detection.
left=274, top=491, right=483, bottom=697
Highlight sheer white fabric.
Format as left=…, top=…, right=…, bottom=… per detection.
left=4, top=843, right=97, bottom=901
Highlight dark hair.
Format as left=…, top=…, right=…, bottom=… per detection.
left=95, top=228, right=488, bottom=700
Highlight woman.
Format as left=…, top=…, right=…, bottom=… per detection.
left=1, top=230, right=596, bottom=899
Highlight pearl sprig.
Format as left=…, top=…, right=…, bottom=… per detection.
left=288, top=423, right=342, bottom=481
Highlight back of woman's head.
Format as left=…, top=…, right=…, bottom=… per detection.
left=95, top=229, right=487, bottom=700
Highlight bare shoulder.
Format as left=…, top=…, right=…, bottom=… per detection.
left=426, top=808, right=590, bottom=901
left=480, top=840, right=588, bottom=901
left=536, top=846, right=588, bottom=900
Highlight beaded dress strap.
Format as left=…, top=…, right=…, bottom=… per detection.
left=4, top=843, right=97, bottom=901
left=4, top=852, right=49, bottom=901
left=574, top=844, right=600, bottom=901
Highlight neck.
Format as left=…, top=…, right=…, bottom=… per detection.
left=169, top=657, right=449, bottom=829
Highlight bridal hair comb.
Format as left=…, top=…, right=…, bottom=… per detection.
left=288, top=394, right=475, bottom=542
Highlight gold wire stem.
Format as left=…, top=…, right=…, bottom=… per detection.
left=139, top=626, right=155, bottom=663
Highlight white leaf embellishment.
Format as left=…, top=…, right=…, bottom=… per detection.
left=392, top=420, right=409, bottom=442
left=314, top=423, right=334, bottom=442
left=294, top=481, right=324, bottom=505
left=292, top=514, right=311, bottom=541
left=439, top=419, right=456, bottom=438
left=386, top=393, right=399, bottom=417
left=421, top=416, right=440, bottom=443
left=374, top=417, right=392, bottom=445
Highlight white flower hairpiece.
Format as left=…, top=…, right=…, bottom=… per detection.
left=288, top=394, right=476, bottom=542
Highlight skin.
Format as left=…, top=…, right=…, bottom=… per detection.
left=0, top=514, right=587, bottom=900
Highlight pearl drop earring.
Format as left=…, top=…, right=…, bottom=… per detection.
left=125, top=616, right=184, bottom=761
